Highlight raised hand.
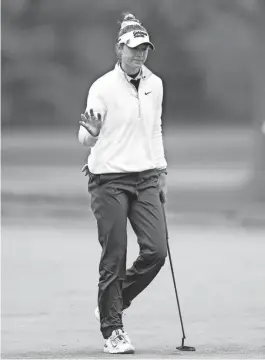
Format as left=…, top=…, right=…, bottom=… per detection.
left=79, top=109, right=102, bottom=137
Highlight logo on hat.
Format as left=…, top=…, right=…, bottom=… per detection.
left=133, top=30, right=147, bottom=38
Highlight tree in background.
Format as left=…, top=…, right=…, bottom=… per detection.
left=1, top=0, right=255, bottom=127
left=250, top=0, right=265, bottom=201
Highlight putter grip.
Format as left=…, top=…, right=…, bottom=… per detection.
left=160, top=191, right=166, bottom=204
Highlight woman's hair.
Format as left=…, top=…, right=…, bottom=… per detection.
left=117, top=12, right=147, bottom=39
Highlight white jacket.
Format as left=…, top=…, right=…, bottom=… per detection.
left=78, top=63, right=167, bottom=174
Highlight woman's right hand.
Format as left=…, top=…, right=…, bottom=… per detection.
left=79, top=109, right=102, bottom=137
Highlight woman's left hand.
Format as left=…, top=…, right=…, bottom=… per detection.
left=81, top=164, right=89, bottom=176
left=158, top=172, right=167, bottom=203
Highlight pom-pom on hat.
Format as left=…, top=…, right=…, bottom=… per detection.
left=117, top=13, right=155, bottom=50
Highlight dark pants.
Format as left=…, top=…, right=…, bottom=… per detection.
left=88, top=169, right=167, bottom=339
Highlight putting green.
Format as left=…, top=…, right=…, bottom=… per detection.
left=1, top=221, right=265, bottom=358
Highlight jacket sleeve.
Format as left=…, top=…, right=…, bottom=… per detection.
left=152, top=79, right=167, bottom=170
left=78, top=81, right=106, bottom=147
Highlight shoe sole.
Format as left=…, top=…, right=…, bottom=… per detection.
left=104, top=348, right=135, bottom=354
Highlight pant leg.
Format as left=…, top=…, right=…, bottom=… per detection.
left=122, top=172, right=167, bottom=309
left=89, top=176, right=130, bottom=339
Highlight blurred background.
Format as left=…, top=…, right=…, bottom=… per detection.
left=2, top=1, right=265, bottom=357
left=2, top=0, right=265, bottom=226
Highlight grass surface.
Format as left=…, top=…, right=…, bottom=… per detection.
left=1, top=127, right=265, bottom=358
left=1, top=126, right=256, bottom=219
left=2, top=221, right=265, bottom=358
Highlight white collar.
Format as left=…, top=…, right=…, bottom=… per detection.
left=119, top=63, right=143, bottom=82
left=114, top=62, right=152, bottom=81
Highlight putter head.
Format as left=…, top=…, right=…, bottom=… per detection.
left=176, top=345, right=196, bottom=351
left=176, top=338, right=196, bottom=351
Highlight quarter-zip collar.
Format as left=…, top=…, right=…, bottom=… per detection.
left=114, top=62, right=153, bottom=82
left=125, top=69, right=142, bottom=82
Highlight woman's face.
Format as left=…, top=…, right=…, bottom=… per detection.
left=120, top=44, right=149, bottom=71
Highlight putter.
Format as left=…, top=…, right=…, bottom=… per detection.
left=160, top=193, right=196, bottom=352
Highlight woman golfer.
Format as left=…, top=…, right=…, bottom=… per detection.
left=78, top=13, right=167, bottom=354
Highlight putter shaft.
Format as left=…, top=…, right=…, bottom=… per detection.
left=161, top=200, right=196, bottom=351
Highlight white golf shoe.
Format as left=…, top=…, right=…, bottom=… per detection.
left=95, top=307, right=132, bottom=348
left=104, top=329, right=135, bottom=354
